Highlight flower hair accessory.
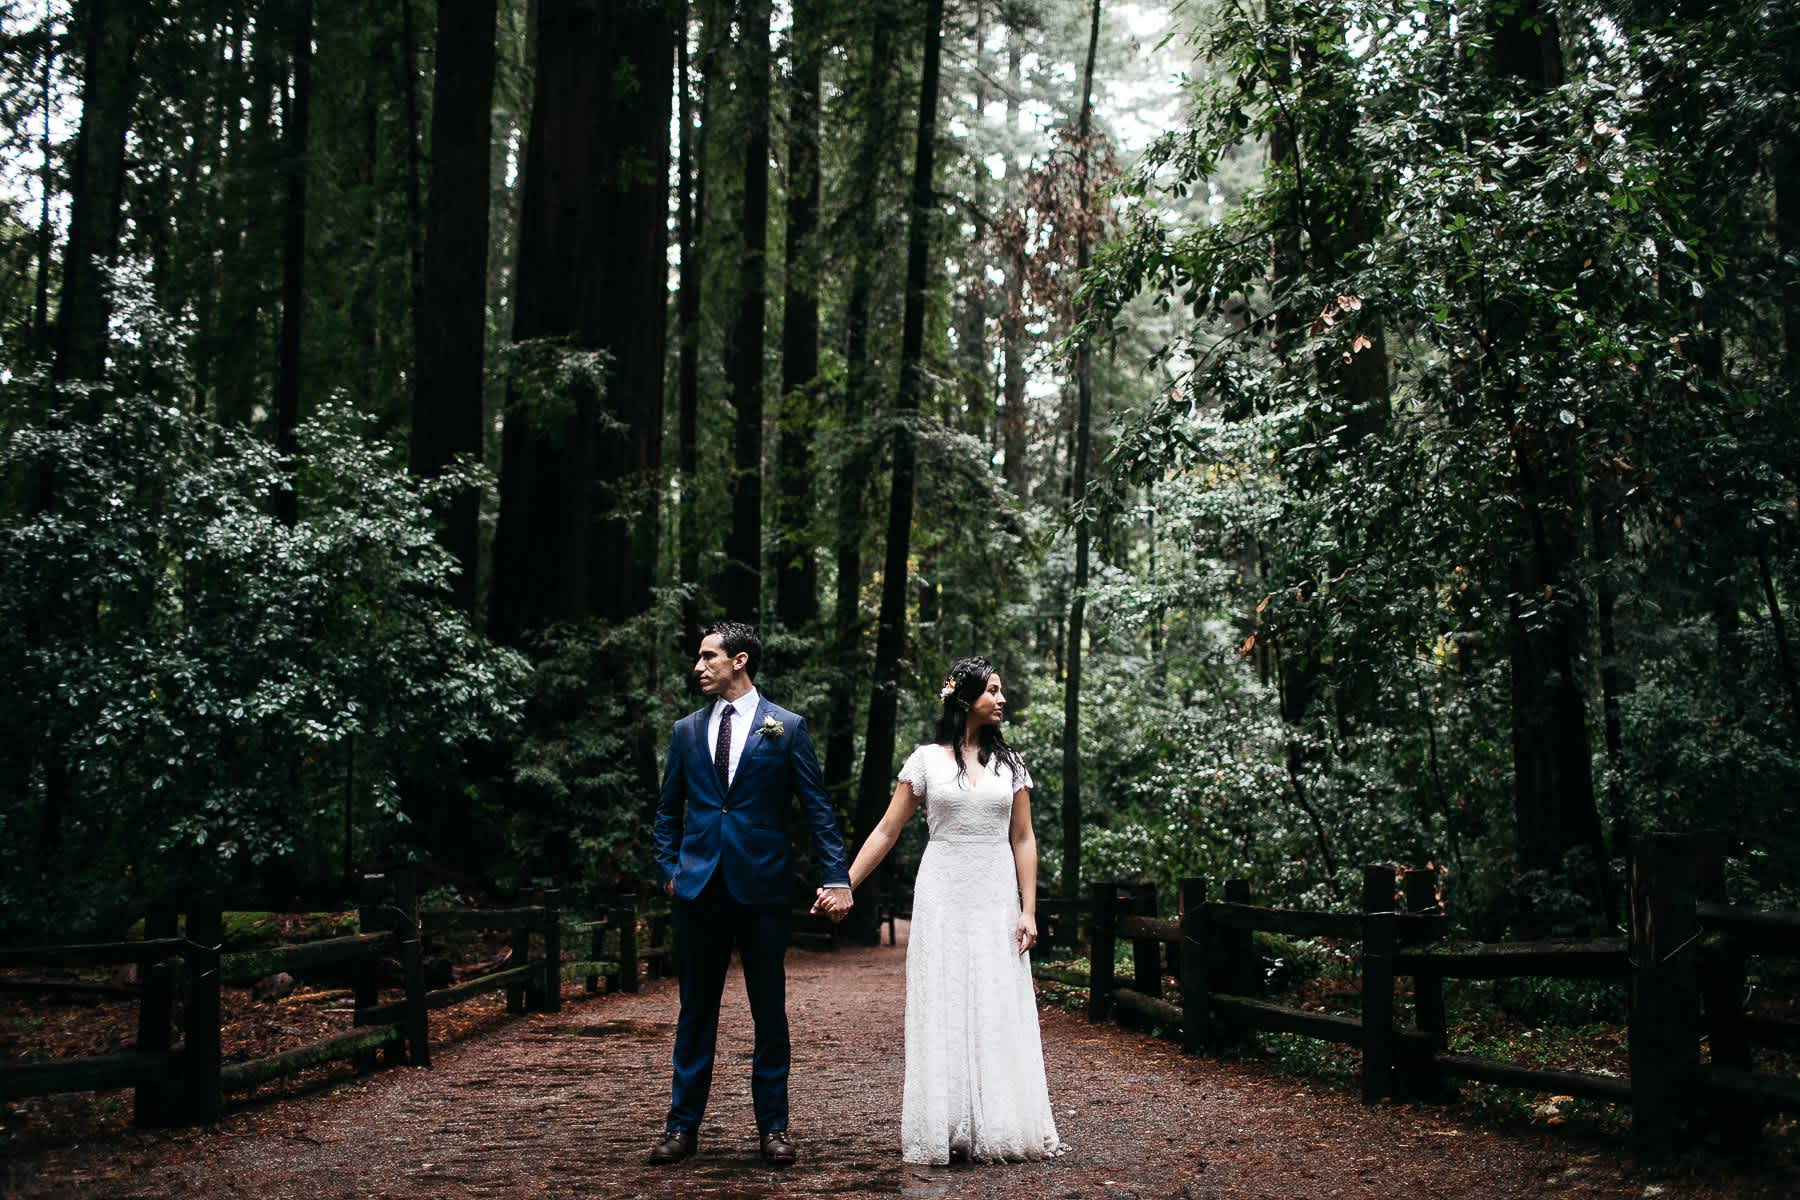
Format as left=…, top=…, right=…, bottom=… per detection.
left=938, top=678, right=957, bottom=702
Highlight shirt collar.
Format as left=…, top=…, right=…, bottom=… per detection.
left=716, top=688, right=759, bottom=720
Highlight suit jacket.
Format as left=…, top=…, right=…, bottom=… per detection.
left=651, top=694, right=851, bottom=906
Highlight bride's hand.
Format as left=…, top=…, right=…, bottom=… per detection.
left=1015, top=913, right=1037, bottom=955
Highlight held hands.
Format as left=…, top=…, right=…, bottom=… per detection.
left=810, top=886, right=854, bottom=922
left=1015, top=913, right=1037, bottom=955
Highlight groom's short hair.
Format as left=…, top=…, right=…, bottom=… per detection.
left=705, top=620, right=760, bottom=679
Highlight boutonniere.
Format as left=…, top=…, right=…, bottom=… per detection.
left=758, top=714, right=785, bottom=739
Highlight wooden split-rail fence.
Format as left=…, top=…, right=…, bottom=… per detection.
left=0, top=872, right=673, bottom=1126
left=1034, top=832, right=1800, bottom=1149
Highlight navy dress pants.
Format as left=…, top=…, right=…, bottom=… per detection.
left=665, top=873, right=791, bottom=1135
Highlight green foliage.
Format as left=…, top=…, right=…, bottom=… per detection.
left=1069, top=0, right=1800, bottom=929
left=0, top=371, right=527, bottom=935
left=504, top=598, right=688, bottom=900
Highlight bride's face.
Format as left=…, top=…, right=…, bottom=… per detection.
left=968, top=673, right=1006, bottom=726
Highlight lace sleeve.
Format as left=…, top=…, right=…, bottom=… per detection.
left=896, top=745, right=930, bottom=800
left=1011, top=755, right=1033, bottom=792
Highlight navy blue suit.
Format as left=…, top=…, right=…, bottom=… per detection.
left=651, top=694, right=850, bottom=1135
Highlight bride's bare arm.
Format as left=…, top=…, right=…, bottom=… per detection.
left=846, top=781, right=920, bottom=890
left=1009, top=784, right=1038, bottom=953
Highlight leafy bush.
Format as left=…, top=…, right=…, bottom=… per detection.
left=0, top=380, right=528, bottom=935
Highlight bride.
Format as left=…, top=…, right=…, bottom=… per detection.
left=826, top=656, right=1061, bottom=1164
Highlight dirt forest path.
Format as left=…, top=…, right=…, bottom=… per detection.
left=8, top=933, right=1662, bottom=1200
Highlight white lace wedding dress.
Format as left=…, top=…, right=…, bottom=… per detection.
left=896, top=743, right=1061, bottom=1165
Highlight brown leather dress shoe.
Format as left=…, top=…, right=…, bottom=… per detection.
left=760, top=1129, right=797, bottom=1167
left=649, top=1128, right=696, bottom=1164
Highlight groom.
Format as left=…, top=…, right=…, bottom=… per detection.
left=649, top=621, right=854, bottom=1167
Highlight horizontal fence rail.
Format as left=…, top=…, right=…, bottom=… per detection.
left=0, top=876, right=677, bottom=1126
left=1031, top=832, right=1800, bottom=1151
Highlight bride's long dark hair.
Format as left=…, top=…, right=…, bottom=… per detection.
left=932, top=656, right=1025, bottom=788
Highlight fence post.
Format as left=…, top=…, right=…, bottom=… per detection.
left=133, top=899, right=181, bottom=1127
left=597, top=910, right=619, bottom=993
left=1400, top=866, right=1447, bottom=1100
left=354, top=876, right=384, bottom=1073
left=183, top=900, right=222, bottom=1123
left=649, top=902, right=672, bottom=979
left=1179, top=877, right=1209, bottom=1055
left=1087, top=882, right=1117, bottom=1024
left=1630, top=833, right=1703, bottom=1152
left=1130, top=882, right=1161, bottom=1001
left=1694, top=831, right=1755, bottom=1145
left=541, top=888, right=563, bottom=1013
left=508, top=904, right=532, bottom=1014
left=1360, top=865, right=1396, bottom=1106
left=620, top=897, right=641, bottom=994
left=1214, top=878, right=1252, bottom=1048
left=1695, top=832, right=1749, bottom=1061
left=393, top=868, right=431, bottom=1068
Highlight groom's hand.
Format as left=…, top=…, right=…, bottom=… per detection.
left=811, top=886, right=853, bottom=922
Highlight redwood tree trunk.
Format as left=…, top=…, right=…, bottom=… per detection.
left=53, top=0, right=142, bottom=388
left=823, top=7, right=897, bottom=814
left=412, top=0, right=499, bottom=616
left=1060, top=0, right=1101, bottom=903
left=722, top=0, right=772, bottom=624
left=490, top=0, right=675, bottom=642
left=999, top=28, right=1026, bottom=494
left=1489, top=0, right=1609, bottom=923
left=274, top=0, right=313, bottom=528
left=33, top=29, right=55, bottom=358
left=774, top=0, right=823, bottom=635
left=676, top=9, right=715, bottom=652
left=852, top=0, right=943, bottom=943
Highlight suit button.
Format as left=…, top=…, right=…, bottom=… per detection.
left=721, top=806, right=729, bottom=813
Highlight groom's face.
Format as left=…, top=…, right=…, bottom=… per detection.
left=694, top=634, right=748, bottom=696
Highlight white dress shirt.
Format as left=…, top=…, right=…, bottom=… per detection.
left=705, top=687, right=760, bottom=789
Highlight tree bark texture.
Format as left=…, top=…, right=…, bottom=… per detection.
left=823, top=6, right=897, bottom=815
left=722, top=0, right=773, bottom=624
left=676, top=9, right=713, bottom=652
left=774, top=0, right=823, bottom=634
left=33, top=28, right=55, bottom=357
left=999, top=28, right=1027, bottom=494
left=490, top=0, right=675, bottom=643
left=852, top=0, right=943, bottom=943
left=53, top=0, right=142, bottom=388
left=1060, top=0, right=1101, bottom=904
left=1489, top=0, right=1609, bottom=923
left=275, top=0, right=313, bottom=528
left=412, top=0, right=500, bottom=617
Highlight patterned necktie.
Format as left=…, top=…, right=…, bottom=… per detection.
left=714, top=702, right=734, bottom=792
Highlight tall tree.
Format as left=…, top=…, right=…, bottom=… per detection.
left=52, top=0, right=142, bottom=388
left=998, top=21, right=1027, bottom=494
left=32, top=17, right=56, bottom=358
left=853, top=0, right=944, bottom=942
left=412, top=0, right=500, bottom=617
left=823, top=5, right=898, bottom=812
left=490, top=0, right=675, bottom=642
left=1059, top=0, right=1101, bottom=902
left=773, top=0, right=823, bottom=634
left=675, top=7, right=715, bottom=651
left=274, top=0, right=313, bottom=528
left=722, top=0, right=773, bottom=624
left=1488, top=0, right=1610, bottom=921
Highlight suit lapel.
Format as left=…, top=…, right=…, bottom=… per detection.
left=686, top=705, right=724, bottom=801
